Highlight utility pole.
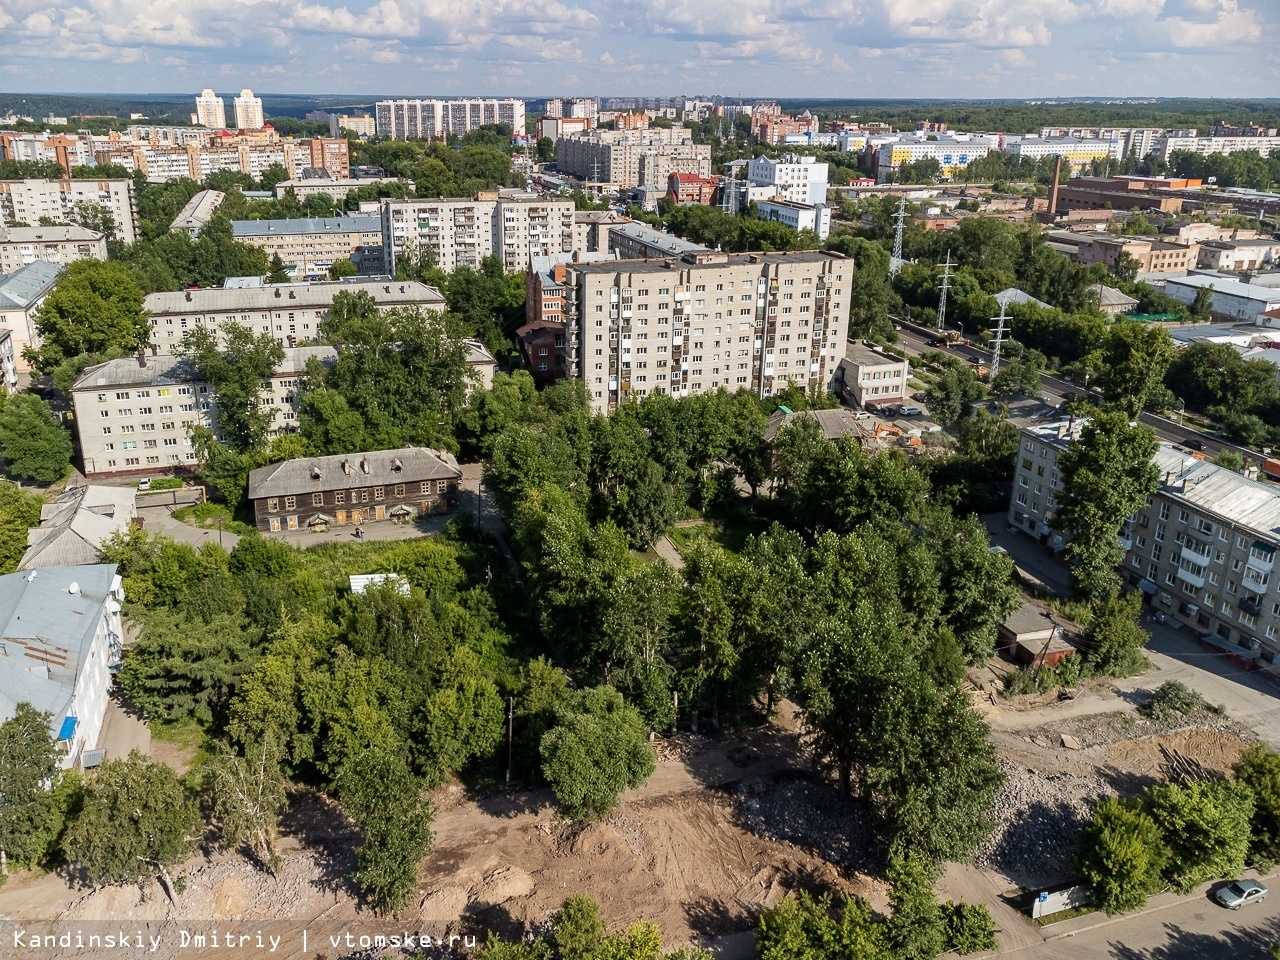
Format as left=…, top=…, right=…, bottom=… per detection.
left=506, top=696, right=514, bottom=784
left=889, top=196, right=907, bottom=278
left=989, top=300, right=1009, bottom=378
left=936, top=250, right=953, bottom=332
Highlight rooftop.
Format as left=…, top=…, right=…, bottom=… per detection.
left=247, top=446, right=461, bottom=500
left=0, top=564, right=119, bottom=724
left=1095, top=284, right=1139, bottom=308
left=996, top=287, right=1051, bottom=310
left=608, top=222, right=708, bottom=254
left=71, top=347, right=338, bottom=391
left=231, top=216, right=381, bottom=238
left=1153, top=443, right=1280, bottom=544
left=0, top=224, right=103, bottom=244
left=20, top=485, right=135, bottom=570
left=143, top=279, right=445, bottom=315
left=570, top=249, right=846, bottom=276
left=1166, top=274, right=1280, bottom=304
left=845, top=341, right=905, bottom=367
left=0, top=260, right=63, bottom=310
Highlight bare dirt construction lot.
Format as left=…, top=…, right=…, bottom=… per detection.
left=0, top=707, right=875, bottom=960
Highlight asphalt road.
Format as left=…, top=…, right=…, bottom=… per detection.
left=886, top=319, right=1261, bottom=462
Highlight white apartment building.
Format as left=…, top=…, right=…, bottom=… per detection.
left=555, top=128, right=711, bottom=189
left=0, top=178, right=138, bottom=244
left=143, top=278, right=445, bottom=351
left=329, top=115, right=377, bottom=138
left=1010, top=422, right=1280, bottom=664
left=0, top=132, right=95, bottom=172
left=1005, top=136, right=1121, bottom=163
left=381, top=192, right=575, bottom=274
left=838, top=341, right=909, bottom=407
left=544, top=98, right=598, bottom=120
left=231, top=216, right=384, bottom=279
left=233, top=89, right=264, bottom=130
left=0, top=224, right=106, bottom=273
left=746, top=154, right=829, bottom=205
left=1154, top=136, right=1280, bottom=162
left=193, top=89, right=227, bottom=130
left=0, top=260, right=63, bottom=371
left=756, top=198, right=831, bottom=239
left=1037, top=127, right=1197, bottom=159
left=873, top=136, right=996, bottom=181
left=0, top=563, right=125, bottom=770
left=375, top=99, right=526, bottom=140
left=562, top=250, right=852, bottom=415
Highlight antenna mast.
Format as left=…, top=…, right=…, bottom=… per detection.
left=989, top=300, right=1009, bottom=378
left=889, top=196, right=907, bottom=277
left=936, top=250, right=953, bottom=332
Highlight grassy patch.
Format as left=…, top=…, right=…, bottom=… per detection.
left=149, top=714, right=207, bottom=750
left=143, top=477, right=183, bottom=491
left=668, top=516, right=770, bottom=555
left=173, top=501, right=256, bottom=537
left=1034, top=905, right=1095, bottom=926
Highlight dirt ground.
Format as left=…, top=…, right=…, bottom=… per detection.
left=0, top=709, right=870, bottom=960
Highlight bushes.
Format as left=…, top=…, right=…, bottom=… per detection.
left=940, top=901, right=999, bottom=954
left=1138, top=681, right=1209, bottom=722
left=1076, top=797, right=1168, bottom=914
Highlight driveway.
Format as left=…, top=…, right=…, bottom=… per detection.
left=982, top=512, right=1073, bottom=597
left=136, top=502, right=241, bottom=551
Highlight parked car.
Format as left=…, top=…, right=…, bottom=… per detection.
left=136, top=478, right=152, bottom=491
left=910, top=392, right=927, bottom=402
left=852, top=411, right=872, bottom=421
left=1185, top=438, right=1206, bottom=451
left=1215, top=880, right=1267, bottom=909
left=926, top=338, right=946, bottom=348
left=899, top=405, right=924, bottom=416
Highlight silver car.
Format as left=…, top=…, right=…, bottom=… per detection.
left=1215, top=879, right=1268, bottom=909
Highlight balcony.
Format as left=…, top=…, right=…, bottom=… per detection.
left=1117, top=532, right=1133, bottom=551
left=1240, top=596, right=1264, bottom=618
left=1248, top=542, right=1275, bottom=574
left=1180, top=540, right=1212, bottom=565
left=1243, top=567, right=1270, bottom=593
left=1176, top=562, right=1207, bottom=589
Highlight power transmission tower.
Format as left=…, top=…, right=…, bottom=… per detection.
left=936, top=250, right=953, bottom=332
left=990, top=300, right=1009, bottom=378
left=889, top=196, right=908, bottom=277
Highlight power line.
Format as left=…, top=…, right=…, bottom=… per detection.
left=936, top=250, right=953, bottom=332
left=889, top=196, right=907, bottom=278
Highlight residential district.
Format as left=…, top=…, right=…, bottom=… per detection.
left=3, top=90, right=1280, bottom=960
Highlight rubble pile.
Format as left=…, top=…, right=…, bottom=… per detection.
left=736, top=776, right=872, bottom=869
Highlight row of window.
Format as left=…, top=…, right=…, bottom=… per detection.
left=264, top=480, right=453, bottom=512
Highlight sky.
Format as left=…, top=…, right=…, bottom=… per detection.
left=0, top=0, right=1276, bottom=99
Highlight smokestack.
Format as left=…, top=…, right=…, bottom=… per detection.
left=1048, top=156, right=1063, bottom=219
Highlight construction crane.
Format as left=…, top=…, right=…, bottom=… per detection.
left=889, top=196, right=908, bottom=277
left=936, top=250, right=953, bottom=332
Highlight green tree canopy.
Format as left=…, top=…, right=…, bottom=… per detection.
left=29, top=261, right=150, bottom=371
left=0, top=703, right=61, bottom=874
left=0, top=393, right=73, bottom=483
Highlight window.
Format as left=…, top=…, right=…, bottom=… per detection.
left=312, top=493, right=324, bottom=506
left=437, top=479, right=448, bottom=494
left=268, top=498, right=279, bottom=512
left=334, top=491, right=345, bottom=505
left=102, top=426, right=112, bottom=435
left=374, top=487, right=384, bottom=500
left=284, top=496, right=296, bottom=510
left=1159, top=502, right=1169, bottom=520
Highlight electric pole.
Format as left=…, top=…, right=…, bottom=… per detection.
left=889, top=196, right=907, bottom=278
left=936, top=250, right=953, bottom=332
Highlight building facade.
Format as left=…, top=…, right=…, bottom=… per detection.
left=0, top=178, right=138, bottom=244
left=231, top=216, right=384, bottom=279
left=247, top=447, right=462, bottom=532
left=872, top=137, right=996, bottom=181
left=1197, top=240, right=1280, bottom=272
left=1006, top=136, right=1121, bottom=163
left=0, top=224, right=106, bottom=272
left=838, top=341, right=909, bottom=407
left=380, top=193, right=575, bottom=274
left=143, top=278, right=445, bottom=351
left=233, top=89, right=264, bottom=130
left=746, top=154, right=829, bottom=205
left=193, top=89, right=227, bottom=129
left=667, top=172, right=720, bottom=205
left=756, top=198, right=831, bottom=239
left=555, top=128, right=711, bottom=189
left=562, top=250, right=852, bottom=415
left=1010, top=424, right=1280, bottom=664
left=0, top=260, right=63, bottom=371
left=329, top=115, right=377, bottom=138
left=374, top=99, right=526, bottom=140
left=1154, top=135, right=1280, bottom=161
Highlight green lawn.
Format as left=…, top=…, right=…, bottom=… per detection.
left=667, top=516, right=771, bottom=555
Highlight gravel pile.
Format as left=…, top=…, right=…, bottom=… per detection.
left=974, top=759, right=1116, bottom=885
left=736, top=776, right=873, bottom=869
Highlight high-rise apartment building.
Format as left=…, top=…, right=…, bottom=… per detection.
left=561, top=250, right=851, bottom=414
left=193, top=89, right=227, bottom=129
left=381, top=192, right=575, bottom=274
left=374, top=99, right=526, bottom=140
left=233, top=89, right=264, bottom=130
left=747, top=154, right=830, bottom=205
left=555, top=128, right=711, bottom=189
left=544, top=98, right=599, bottom=120
left=0, top=178, right=138, bottom=244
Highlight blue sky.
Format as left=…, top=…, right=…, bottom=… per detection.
left=0, top=0, right=1275, bottom=98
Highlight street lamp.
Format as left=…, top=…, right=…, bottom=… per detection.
left=1177, top=399, right=1185, bottom=425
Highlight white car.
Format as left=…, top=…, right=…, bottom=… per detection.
left=852, top=411, right=872, bottom=421
left=899, top=405, right=924, bottom=416
left=136, top=478, right=152, bottom=491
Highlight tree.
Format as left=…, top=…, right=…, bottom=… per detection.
left=28, top=261, right=149, bottom=372
left=1110, top=250, right=1141, bottom=285
left=1235, top=744, right=1280, bottom=864
left=757, top=892, right=892, bottom=960
left=1090, top=323, right=1175, bottom=415
left=179, top=324, right=284, bottom=453
left=1145, top=778, right=1254, bottom=893
left=1055, top=411, right=1159, bottom=601
left=990, top=358, right=1043, bottom=398
left=266, top=252, right=290, bottom=284
left=0, top=481, right=44, bottom=573
left=0, top=393, right=73, bottom=482
left=1082, top=590, right=1150, bottom=677
left=885, top=852, right=945, bottom=960
left=1076, top=797, right=1167, bottom=914
left=415, top=647, right=505, bottom=782
left=552, top=894, right=606, bottom=960
left=0, top=704, right=61, bottom=875
left=540, top=686, right=656, bottom=820
left=1190, top=285, right=1213, bottom=321
left=206, top=737, right=288, bottom=875
left=335, top=745, right=435, bottom=913
left=923, top=365, right=985, bottom=428
left=328, top=258, right=358, bottom=280
left=61, top=751, right=199, bottom=891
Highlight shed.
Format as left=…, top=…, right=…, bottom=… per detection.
left=998, top=602, right=1077, bottom=668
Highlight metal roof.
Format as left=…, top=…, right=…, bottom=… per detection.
left=143, top=279, right=445, bottom=315
left=19, top=485, right=135, bottom=571
left=0, top=260, right=63, bottom=310
left=231, top=216, right=382, bottom=238
left=0, top=224, right=102, bottom=244
left=0, top=564, right=119, bottom=725
left=1154, top=444, right=1280, bottom=543
left=996, top=287, right=1051, bottom=310
left=608, top=222, right=708, bottom=254
left=1166, top=274, right=1280, bottom=305
left=247, top=446, right=461, bottom=500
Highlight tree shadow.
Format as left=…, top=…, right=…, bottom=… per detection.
left=458, top=898, right=526, bottom=943
left=471, top=787, right=556, bottom=819
left=1108, top=916, right=1280, bottom=959
left=278, top=787, right=360, bottom=898
left=980, top=797, right=1089, bottom=890
left=1094, top=762, right=1164, bottom=795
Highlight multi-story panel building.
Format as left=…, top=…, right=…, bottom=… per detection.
left=193, top=89, right=227, bottom=129
left=544, top=98, right=599, bottom=120
left=329, top=115, right=377, bottom=138
left=143, top=278, right=446, bottom=351
left=607, top=222, right=707, bottom=260
left=746, top=154, right=829, bottom=205
left=1005, top=136, right=1121, bottom=163
left=380, top=192, right=575, bottom=274
left=247, top=447, right=462, bottom=532
left=872, top=137, right=997, bottom=181
left=374, top=99, right=526, bottom=140
left=0, top=178, right=138, bottom=244
left=756, top=199, right=831, bottom=239
left=275, top=175, right=403, bottom=200
left=0, top=260, right=63, bottom=371
left=0, top=132, right=96, bottom=175
left=1154, top=135, right=1280, bottom=161
left=837, top=341, right=910, bottom=407
left=233, top=89, right=264, bottom=130
left=231, top=216, right=384, bottom=279
left=555, top=128, right=711, bottom=189
left=562, top=250, right=851, bottom=415
left=0, top=224, right=106, bottom=272
left=1010, top=424, right=1280, bottom=662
